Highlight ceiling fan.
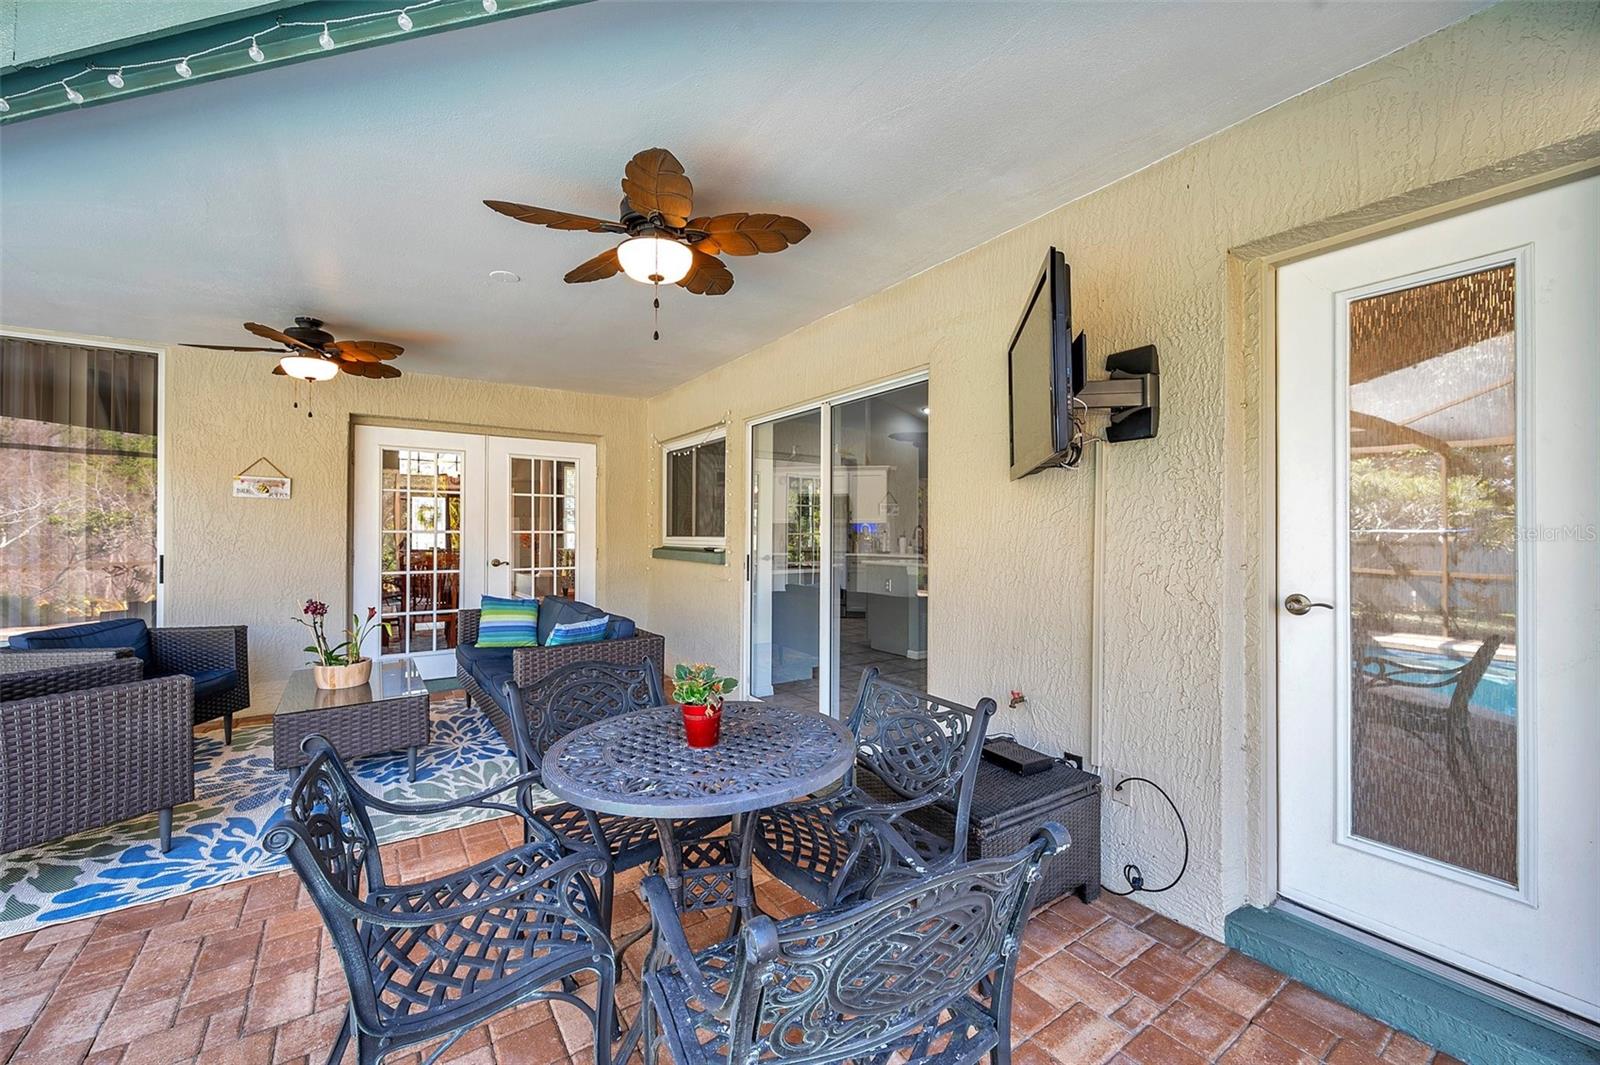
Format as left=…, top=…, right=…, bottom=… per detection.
left=187, top=317, right=404, bottom=381
left=484, top=147, right=810, bottom=337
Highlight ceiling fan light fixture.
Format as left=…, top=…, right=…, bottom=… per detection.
left=280, top=354, right=339, bottom=382
left=617, top=234, right=692, bottom=286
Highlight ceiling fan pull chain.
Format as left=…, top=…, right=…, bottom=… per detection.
left=653, top=281, right=661, bottom=341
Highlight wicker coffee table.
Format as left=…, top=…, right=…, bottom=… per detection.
left=273, top=659, right=431, bottom=780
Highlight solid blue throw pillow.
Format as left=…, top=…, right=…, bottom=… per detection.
left=543, top=615, right=610, bottom=647
left=475, top=595, right=539, bottom=648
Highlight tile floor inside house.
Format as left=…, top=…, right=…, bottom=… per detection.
left=0, top=816, right=1454, bottom=1065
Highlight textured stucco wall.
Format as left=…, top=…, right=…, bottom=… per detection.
left=158, top=346, right=649, bottom=708
left=642, top=2, right=1600, bottom=935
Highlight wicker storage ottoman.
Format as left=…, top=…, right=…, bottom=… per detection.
left=909, top=756, right=1101, bottom=908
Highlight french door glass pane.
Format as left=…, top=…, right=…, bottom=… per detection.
left=0, top=338, right=158, bottom=636
left=379, top=447, right=465, bottom=655
left=1347, top=263, right=1518, bottom=885
left=509, top=456, right=577, bottom=601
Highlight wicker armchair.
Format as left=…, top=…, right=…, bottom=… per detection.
left=456, top=607, right=665, bottom=745
left=265, top=736, right=618, bottom=1065
left=637, top=823, right=1070, bottom=1065
left=1, top=657, right=194, bottom=853
left=503, top=660, right=726, bottom=936
left=754, top=667, right=998, bottom=906
left=8, top=620, right=250, bottom=742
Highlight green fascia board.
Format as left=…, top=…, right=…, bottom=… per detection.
left=0, top=0, right=593, bottom=123
left=1225, top=906, right=1600, bottom=1065
left=6, top=2, right=301, bottom=71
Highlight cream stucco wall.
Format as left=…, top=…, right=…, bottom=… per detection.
left=641, top=2, right=1600, bottom=935
left=157, top=346, right=649, bottom=708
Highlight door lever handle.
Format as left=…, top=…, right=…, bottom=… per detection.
left=489, top=558, right=510, bottom=568
left=1283, top=593, right=1334, bottom=616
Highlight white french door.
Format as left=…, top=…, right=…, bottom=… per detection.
left=352, top=427, right=595, bottom=680
left=1277, top=176, right=1599, bottom=1018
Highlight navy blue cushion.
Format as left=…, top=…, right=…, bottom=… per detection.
left=188, top=667, right=240, bottom=700
left=456, top=644, right=514, bottom=707
left=8, top=618, right=151, bottom=668
left=537, top=597, right=635, bottom=643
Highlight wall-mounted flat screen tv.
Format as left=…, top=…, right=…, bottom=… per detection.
left=1007, top=247, right=1078, bottom=479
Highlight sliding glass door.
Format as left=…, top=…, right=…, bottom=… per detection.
left=0, top=336, right=159, bottom=638
left=747, top=376, right=929, bottom=716
left=748, top=409, right=824, bottom=707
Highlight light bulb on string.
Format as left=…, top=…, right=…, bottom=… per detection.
left=175, top=59, right=193, bottom=78
left=318, top=25, right=335, bottom=50
left=482, top=0, right=498, bottom=13
left=0, top=98, right=10, bottom=114
left=64, top=83, right=84, bottom=105
left=397, top=10, right=414, bottom=30
left=106, top=69, right=125, bottom=89
left=248, top=39, right=265, bottom=62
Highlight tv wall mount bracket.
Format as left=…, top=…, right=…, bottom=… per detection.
left=1073, top=341, right=1160, bottom=444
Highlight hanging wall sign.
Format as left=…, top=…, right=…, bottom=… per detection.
left=233, top=457, right=291, bottom=500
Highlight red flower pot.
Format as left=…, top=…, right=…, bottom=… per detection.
left=680, top=702, right=722, bottom=748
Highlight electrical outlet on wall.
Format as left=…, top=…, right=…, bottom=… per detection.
left=1105, top=767, right=1130, bottom=805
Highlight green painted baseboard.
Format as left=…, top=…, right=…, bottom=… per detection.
left=1225, top=906, right=1600, bottom=1065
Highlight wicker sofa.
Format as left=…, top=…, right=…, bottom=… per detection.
left=0, top=652, right=194, bottom=852
left=7, top=619, right=250, bottom=742
left=456, top=602, right=665, bottom=745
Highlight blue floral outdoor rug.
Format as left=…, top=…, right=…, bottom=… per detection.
left=0, top=693, right=546, bottom=940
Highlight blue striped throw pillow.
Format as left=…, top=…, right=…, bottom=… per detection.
left=475, top=595, right=539, bottom=647
left=544, top=614, right=610, bottom=647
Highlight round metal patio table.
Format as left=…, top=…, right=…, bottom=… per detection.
left=539, top=700, right=855, bottom=926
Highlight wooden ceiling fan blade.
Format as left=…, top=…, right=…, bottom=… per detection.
left=271, top=364, right=288, bottom=376
left=564, top=247, right=623, bottom=284
left=330, top=340, right=402, bottom=361
left=483, top=200, right=625, bottom=233
left=244, top=322, right=318, bottom=350
left=678, top=248, right=734, bottom=296
left=621, top=148, right=694, bottom=228
left=690, top=213, right=811, bottom=256
left=186, top=343, right=288, bottom=351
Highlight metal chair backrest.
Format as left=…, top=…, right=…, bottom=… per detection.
left=725, top=823, right=1068, bottom=1064
left=844, top=667, right=996, bottom=845
left=503, top=659, right=666, bottom=773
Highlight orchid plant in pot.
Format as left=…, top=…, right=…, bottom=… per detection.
left=296, top=600, right=389, bottom=690
left=672, top=663, right=738, bottom=748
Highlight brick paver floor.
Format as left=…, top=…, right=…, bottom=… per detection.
left=0, top=816, right=1454, bottom=1064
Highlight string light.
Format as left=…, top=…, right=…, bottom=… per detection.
left=0, top=0, right=475, bottom=117
left=482, top=0, right=498, bottom=11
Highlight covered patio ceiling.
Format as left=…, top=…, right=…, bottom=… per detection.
left=0, top=0, right=1487, bottom=396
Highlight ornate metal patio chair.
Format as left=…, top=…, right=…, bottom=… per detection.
left=264, top=736, right=617, bottom=1065
left=636, top=822, right=1070, bottom=1065
left=754, top=667, right=998, bottom=907
left=502, top=659, right=727, bottom=933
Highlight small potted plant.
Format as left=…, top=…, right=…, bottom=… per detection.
left=672, top=663, right=738, bottom=748
left=296, top=600, right=389, bottom=690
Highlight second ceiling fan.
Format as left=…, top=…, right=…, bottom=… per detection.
left=484, top=147, right=810, bottom=337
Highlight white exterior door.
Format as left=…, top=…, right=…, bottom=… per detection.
left=483, top=437, right=596, bottom=604
left=1277, top=176, right=1599, bottom=1019
left=352, top=428, right=596, bottom=680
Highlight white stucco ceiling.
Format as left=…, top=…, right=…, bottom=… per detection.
left=0, top=0, right=1487, bottom=396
